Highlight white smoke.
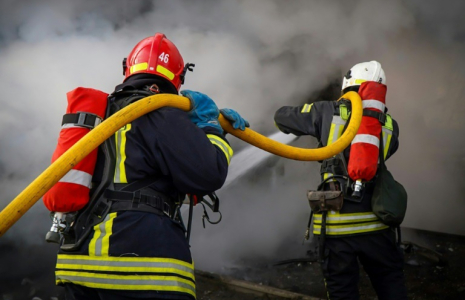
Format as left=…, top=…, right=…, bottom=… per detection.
left=0, top=0, right=464, bottom=276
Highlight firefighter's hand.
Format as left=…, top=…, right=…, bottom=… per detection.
left=220, top=108, right=249, bottom=131
left=181, top=90, right=223, bottom=134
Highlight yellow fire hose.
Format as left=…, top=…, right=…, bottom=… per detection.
left=0, top=91, right=361, bottom=237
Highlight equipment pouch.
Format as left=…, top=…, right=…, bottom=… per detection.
left=371, top=163, right=408, bottom=226
left=307, top=190, right=343, bottom=213
left=371, top=130, right=408, bottom=226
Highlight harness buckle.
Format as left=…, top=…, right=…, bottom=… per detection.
left=163, top=201, right=171, bottom=218
left=75, top=111, right=103, bottom=129
left=132, top=190, right=141, bottom=208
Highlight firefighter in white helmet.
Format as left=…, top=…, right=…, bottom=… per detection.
left=274, top=61, right=408, bottom=300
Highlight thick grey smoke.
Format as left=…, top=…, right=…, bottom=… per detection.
left=0, top=0, right=465, bottom=277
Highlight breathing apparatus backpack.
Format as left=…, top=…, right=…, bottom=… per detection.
left=43, top=87, right=108, bottom=213
left=44, top=86, right=221, bottom=248
left=44, top=87, right=157, bottom=246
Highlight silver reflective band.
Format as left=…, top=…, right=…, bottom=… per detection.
left=59, top=169, right=92, bottom=188
left=62, top=124, right=89, bottom=129
left=331, top=115, right=346, bottom=126
left=362, top=99, right=385, bottom=112
left=57, top=258, right=195, bottom=275
left=352, top=134, right=379, bottom=147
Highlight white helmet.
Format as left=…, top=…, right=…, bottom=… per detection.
left=341, top=60, right=386, bottom=92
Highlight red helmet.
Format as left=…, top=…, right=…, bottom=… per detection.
left=123, top=33, right=190, bottom=91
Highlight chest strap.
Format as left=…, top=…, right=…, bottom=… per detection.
left=363, top=109, right=386, bottom=125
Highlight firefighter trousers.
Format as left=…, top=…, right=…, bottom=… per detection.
left=320, top=228, right=407, bottom=300
left=64, top=283, right=193, bottom=300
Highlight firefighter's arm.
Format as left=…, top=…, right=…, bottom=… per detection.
left=274, top=102, right=323, bottom=139
left=152, top=106, right=231, bottom=195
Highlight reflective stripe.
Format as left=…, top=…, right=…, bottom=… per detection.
left=313, top=221, right=388, bottom=235
left=207, top=134, right=233, bottom=164
left=300, top=103, right=313, bottom=113
left=314, top=222, right=389, bottom=235
left=351, top=134, right=379, bottom=147
left=114, top=124, right=131, bottom=183
left=314, top=212, right=379, bottom=224
left=339, top=105, right=350, bottom=121
left=324, top=115, right=346, bottom=181
left=56, top=271, right=196, bottom=297
left=384, top=114, right=393, bottom=131
left=89, top=213, right=117, bottom=256
left=56, top=254, right=195, bottom=281
left=59, top=169, right=92, bottom=188
left=327, top=116, right=345, bottom=145
left=362, top=99, right=385, bottom=112
left=347, top=78, right=367, bottom=86
left=130, top=62, right=148, bottom=74
left=323, top=172, right=334, bottom=181
left=61, top=124, right=92, bottom=129
left=381, top=129, right=392, bottom=159
left=156, top=65, right=175, bottom=80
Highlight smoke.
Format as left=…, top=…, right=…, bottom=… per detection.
left=0, top=0, right=465, bottom=285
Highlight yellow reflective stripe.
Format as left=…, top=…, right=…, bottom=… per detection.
left=130, top=62, right=148, bottom=74
left=57, top=255, right=194, bottom=269
left=156, top=65, right=175, bottom=80
left=327, top=123, right=336, bottom=146
left=384, top=114, right=393, bottom=131
left=313, top=221, right=389, bottom=235
left=339, top=104, right=350, bottom=121
left=323, top=172, right=333, bottom=180
left=88, top=222, right=102, bottom=257
left=300, top=103, right=313, bottom=113
left=324, top=116, right=346, bottom=182
left=337, top=124, right=344, bottom=140
left=327, top=116, right=346, bottom=146
left=114, top=124, right=131, bottom=183
left=89, top=213, right=117, bottom=256
left=207, top=134, right=233, bottom=164
left=314, top=212, right=379, bottom=224
left=56, top=270, right=196, bottom=298
left=101, top=213, right=116, bottom=256
left=385, top=133, right=392, bottom=159
left=381, top=130, right=393, bottom=159
left=57, top=254, right=194, bottom=281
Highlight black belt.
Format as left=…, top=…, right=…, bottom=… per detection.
left=104, top=188, right=176, bottom=218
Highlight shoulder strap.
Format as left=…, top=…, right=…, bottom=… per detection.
left=378, top=123, right=386, bottom=167
left=108, top=89, right=153, bottom=116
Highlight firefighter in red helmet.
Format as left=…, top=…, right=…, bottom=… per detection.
left=47, top=33, right=248, bottom=300
left=274, top=61, right=407, bottom=300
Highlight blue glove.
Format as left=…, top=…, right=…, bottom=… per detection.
left=220, top=108, right=249, bottom=131
left=180, top=90, right=223, bottom=134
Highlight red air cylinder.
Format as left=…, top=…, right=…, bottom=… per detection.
left=43, top=87, right=108, bottom=212
left=348, top=81, right=387, bottom=182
